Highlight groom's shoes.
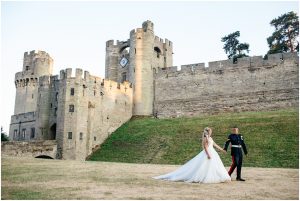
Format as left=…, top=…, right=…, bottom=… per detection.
left=236, top=178, right=246, bottom=181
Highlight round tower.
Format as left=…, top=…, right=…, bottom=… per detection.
left=130, top=20, right=155, bottom=116
left=14, top=50, right=53, bottom=115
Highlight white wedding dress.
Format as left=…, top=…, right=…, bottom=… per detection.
left=153, top=137, right=231, bottom=183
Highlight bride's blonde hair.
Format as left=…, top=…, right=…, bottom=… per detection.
left=202, top=127, right=211, bottom=149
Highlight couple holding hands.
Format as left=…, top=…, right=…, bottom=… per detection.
left=154, top=126, right=248, bottom=183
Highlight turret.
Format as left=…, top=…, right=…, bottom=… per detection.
left=130, top=20, right=155, bottom=116
left=142, top=20, right=154, bottom=32
left=23, top=50, right=53, bottom=76
left=14, top=50, right=53, bottom=115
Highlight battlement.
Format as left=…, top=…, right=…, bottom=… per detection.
left=155, top=52, right=298, bottom=77
left=106, top=39, right=130, bottom=50
left=22, top=50, right=53, bottom=76
left=14, top=71, right=39, bottom=88
left=154, top=36, right=173, bottom=47
left=130, top=20, right=155, bottom=37
left=24, top=50, right=52, bottom=60
left=59, top=68, right=88, bottom=80
left=59, top=68, right=133, bottom=93
left=15, top=71, right=37, bottom=81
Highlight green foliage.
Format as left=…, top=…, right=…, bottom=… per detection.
left=1, top=134, right=9, bottom=141
left=88, top=109, right=299, bottom=168
left=267, top=11, right=299, bottom=54
left=1, top=126, right=9, bottom=141
left=221, top=31, right=250, bottom=61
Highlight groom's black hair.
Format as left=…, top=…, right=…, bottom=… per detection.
left=232, top=125, right=238, bottom=128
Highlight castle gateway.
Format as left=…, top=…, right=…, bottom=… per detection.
left=8, top=21, right=299, bottom=160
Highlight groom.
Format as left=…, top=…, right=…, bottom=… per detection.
left=223, top=126, right=248, bottom=181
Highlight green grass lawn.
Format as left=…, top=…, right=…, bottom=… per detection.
left=88, top=109, right=299, bottom=168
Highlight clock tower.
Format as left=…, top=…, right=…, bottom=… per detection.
left=105, top=20, right=173, bottom=116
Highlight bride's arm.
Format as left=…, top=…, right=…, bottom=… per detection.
left=214, top=142, right=226, bottom=153
left=204, top=139, right=211, bottom=159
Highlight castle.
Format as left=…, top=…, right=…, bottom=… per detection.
left=9, top=20, right=299, bottom=160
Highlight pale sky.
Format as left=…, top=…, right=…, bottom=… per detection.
left=0, top=0, right=298, bottom=133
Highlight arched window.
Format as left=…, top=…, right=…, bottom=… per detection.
left=154, top=47, right=161, bottom=58
left=119, top=46, right=130, bottom=56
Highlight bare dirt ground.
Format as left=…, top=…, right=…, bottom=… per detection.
left=1, top=155, right=299, bottom=200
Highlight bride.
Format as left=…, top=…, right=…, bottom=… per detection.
left=153, top=127, right=231, bottom=183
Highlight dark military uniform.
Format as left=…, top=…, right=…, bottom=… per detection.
left=224, top=134, right=248, bottom=180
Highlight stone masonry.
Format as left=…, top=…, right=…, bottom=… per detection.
left=154, top=53, right=299, bottom=118
left=8, top=21, right=299, bottom=160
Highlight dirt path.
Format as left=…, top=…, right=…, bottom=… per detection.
left=1, top=156, right=299, bottom=199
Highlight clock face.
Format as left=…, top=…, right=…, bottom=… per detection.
left=120, top=57, right=128, bottom=67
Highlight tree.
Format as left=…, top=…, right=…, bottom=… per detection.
left=1, top=126, right=9, bottom=141
left=221, top=31, right=250, bottom=62
left=267, top=11, right=299, bottom=54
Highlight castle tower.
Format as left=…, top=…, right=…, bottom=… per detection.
left=105, top=20, right=173, bottom=116
left=14, top=50, right=53, bottom=115
left=10, top=50, right=53, bottom=141
left=130, top=20, right=156, bottom=115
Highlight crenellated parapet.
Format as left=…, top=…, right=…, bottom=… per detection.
left=23, top=50, right=51, bottom=59
left=106, top=39, right=130, bottom=51
left=154, top=36, right=173, bottom=49
left=14, top=75, right=38, bottom=88
left=129, top=23, right=173, bottom=50
left=23, top=50, right=52, bottom=68
left=59, top=68, right=133, bottom=94
left=14, top=50, right=53, bottom=88
left=155, top=52, right=299, bottom=78
left=22, top=50, right=53, bottom=75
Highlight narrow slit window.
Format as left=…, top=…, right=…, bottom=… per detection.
left=70, top=88, right=75, bottom=96
left=121, top=72, right=127, bottom=82
left=31, top=128, right=35, bottom=139
left=68, top=132, right=72, bottom=139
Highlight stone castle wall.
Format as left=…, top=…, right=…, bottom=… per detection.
left=57, top=68, right=133, bottom=160
left=9, top=112, right=36, bottom=141
left=154, top=52, right=299, bottom=118
left=1, top=140, right=57, bottom=159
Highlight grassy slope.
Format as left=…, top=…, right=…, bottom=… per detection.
left=88, top=109, right=299, bottom=168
